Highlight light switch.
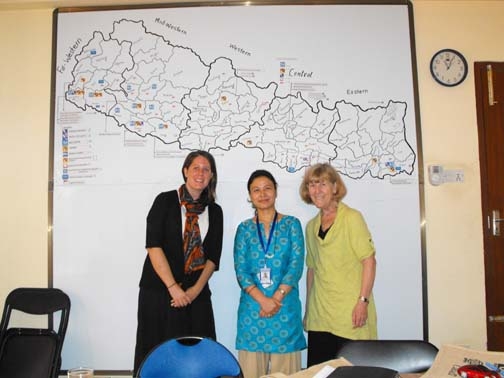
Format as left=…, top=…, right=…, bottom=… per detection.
left=428, top=165, right=464, bottom=185
left=444, top=169, right=464, bottom=183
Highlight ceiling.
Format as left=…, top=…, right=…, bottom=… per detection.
left=1, top=0, right=223, bottom=10
left=0, top=0, right=193, bottom=10
left=0, top=0, right=460, bottom=11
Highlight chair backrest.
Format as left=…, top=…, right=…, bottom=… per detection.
left=0, top=287, right=71, bottom=378
left=335, top=340, right=438, bottom=373
left=138, top=336, right=243, bottom=378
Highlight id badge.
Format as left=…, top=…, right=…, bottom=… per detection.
left=258, top=265, right=272, bottom=288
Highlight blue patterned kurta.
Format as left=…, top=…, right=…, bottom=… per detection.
left=234, top=215, right=306, bottom=353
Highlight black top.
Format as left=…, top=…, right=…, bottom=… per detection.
left=139, top=190, right=224, bottom=290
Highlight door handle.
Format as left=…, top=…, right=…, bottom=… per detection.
left=489, top=315, right=504, bottom=323
left=491, top=210, right=504, bottom=236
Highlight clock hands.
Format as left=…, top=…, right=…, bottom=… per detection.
left=444, top=55, right=456, bottom=70
left=447, top=55, right=456, bottom=70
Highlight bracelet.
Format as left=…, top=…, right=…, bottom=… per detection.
left=167, top=282, right=177, bottom=289
left=278, top=288, right=286, bottom=296
left=245, top=285, right=256, bottom=294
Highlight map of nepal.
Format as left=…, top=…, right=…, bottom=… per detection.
left=64, top=18, right=416, bottom=178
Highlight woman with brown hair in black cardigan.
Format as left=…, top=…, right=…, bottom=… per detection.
left=133, top=150, right=223, bottom=375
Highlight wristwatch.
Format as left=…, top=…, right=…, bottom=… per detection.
left=359, top=296, right=369, bottom=303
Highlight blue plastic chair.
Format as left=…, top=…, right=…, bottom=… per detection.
left=137, top=336, right=243, bottom=378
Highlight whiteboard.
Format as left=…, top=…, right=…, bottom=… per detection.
left=50, top=1, right=424, bottom=372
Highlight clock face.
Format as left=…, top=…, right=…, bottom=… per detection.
left=430, top=49, right=468, bottom=87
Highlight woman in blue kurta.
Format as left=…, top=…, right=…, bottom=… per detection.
left=234, top=170, right=306, bottom=378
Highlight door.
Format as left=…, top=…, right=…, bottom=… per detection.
left=475, top=62, right=504, bottom=351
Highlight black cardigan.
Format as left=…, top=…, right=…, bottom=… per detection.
left=139, top=190, right=223, bottom=290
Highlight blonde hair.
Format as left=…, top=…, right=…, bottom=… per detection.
left=299, top=163, right=347, bottom=204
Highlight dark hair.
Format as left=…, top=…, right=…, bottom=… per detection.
left=247, top=169, right=278, bottom=193
left=299, top=163, right=347, bottom=204
left=181, top=150, right=218, bottom=203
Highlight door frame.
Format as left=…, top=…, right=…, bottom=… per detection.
left=474, top=61, right=503, bottom=350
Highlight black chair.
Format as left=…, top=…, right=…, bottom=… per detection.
left=0, top=287, right=71, bottom=378
left=138, top=336, right=243, bottom=378
left=335, top=339, right=438, bottom=374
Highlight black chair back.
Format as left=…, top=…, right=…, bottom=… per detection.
left=335, top=339, right=438, bottom=373
left=0, top=287, right=71, bottom=378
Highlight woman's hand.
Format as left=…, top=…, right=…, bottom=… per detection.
left=259, top=297, right=282, bottom=318
left=352, top=301, right=368, bottom=328
left=169, top=285, right=192, bottom=308
left=184, top=285, right=203, bottom=303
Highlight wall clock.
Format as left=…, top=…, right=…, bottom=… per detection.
left=430, top=48, right=468, bottom=87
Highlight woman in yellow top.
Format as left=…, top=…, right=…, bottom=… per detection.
left=299, top=163, right=377, bottom=367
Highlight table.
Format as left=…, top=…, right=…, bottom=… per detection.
left=261, top=360, right=425, bottom=378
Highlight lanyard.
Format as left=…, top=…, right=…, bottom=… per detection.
left=256, top=211, right=278, bottom=257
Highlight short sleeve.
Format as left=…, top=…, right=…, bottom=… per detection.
left=349, top=210, right=375, bottom=260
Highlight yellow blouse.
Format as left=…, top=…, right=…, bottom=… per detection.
left=305, top=202, right=377, bottom=340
